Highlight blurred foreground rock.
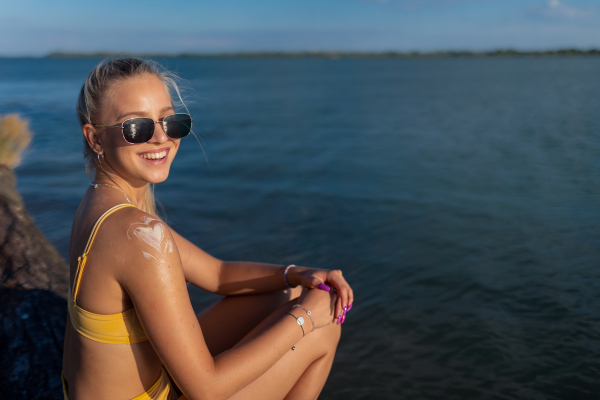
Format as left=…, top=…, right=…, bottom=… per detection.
left=0, top=165, right=69, bottom=400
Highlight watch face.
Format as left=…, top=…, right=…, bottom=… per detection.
left=297, top=317, right=305, bottom=325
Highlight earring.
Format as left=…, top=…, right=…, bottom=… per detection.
left=97, top=152, right=104, bottom=164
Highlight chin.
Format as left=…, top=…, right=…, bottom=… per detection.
left=135, top=158, right=174, bottom=184
left=145, top=171, right=171, bottom=184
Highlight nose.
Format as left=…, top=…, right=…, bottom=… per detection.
left=149, top=121, right=168, bottom=144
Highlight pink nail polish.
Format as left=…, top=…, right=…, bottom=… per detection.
left=318, top=283, right=331, bottom=292
left=341, top=315, right=346, bottom=324
left=348, top=303, right=353, bottom=311
left=337, top=315, right=342, bottom=325
left=343, top=306, right=347, bottom=317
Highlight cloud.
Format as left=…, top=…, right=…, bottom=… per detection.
left=359, top=0, right=488, bottom=4
left=530, top=0, right=593, bottom=19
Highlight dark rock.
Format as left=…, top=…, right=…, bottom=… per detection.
left=0, top=289, right=66, bottom=400
left=0, top=165, right=69, bottom=400
left=0, top=166, right=69, bottom=297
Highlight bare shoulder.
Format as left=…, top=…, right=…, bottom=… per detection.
left=93, top=206, right=183, bottom=289
left=97, top=207, right=199, bottom=350
left=95, top=207, right=193, bottom=331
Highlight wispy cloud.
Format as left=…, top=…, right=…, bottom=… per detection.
left=529, top=0, right=594, bottom=19
left=360, top=0, right=489, bottom=4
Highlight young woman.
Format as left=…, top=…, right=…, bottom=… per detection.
left=61, top=58, right=354, bottom=400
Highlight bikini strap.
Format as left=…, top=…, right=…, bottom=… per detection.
left=72, top=204, right=136, bottom=303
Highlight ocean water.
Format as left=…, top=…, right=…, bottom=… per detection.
left=1, top=57, right=600, bottom=399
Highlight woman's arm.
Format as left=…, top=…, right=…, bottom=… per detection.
left=170, top=226, right=354, bottom=320
left=118, top=211, right=336, bottom=400
left=170, top=227, right=287, bottom=294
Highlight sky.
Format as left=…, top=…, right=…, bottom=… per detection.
left=1, top=0, right=600, bottom=56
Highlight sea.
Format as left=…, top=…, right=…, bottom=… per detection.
left=1, top=57, right=600, bottom=399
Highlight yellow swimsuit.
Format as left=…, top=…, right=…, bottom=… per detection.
left=63, top=204, right=173, bottom=400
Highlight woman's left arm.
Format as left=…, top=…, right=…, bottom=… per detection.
left=170, top=227, right=354, bottom=319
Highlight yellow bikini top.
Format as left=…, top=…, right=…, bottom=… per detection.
left=68, top=204, right=149, bottom=345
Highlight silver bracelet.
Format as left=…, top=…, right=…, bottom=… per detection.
left=293, top=304, right=315, bottom=332
left=287, top=313, right=305, bottom=337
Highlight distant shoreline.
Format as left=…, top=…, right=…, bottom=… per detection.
left=3, top=49, right=600, bottom=59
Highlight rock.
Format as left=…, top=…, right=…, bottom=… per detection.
left=0, top=289, right=67, bottom=400
left=0, top=165, right=69, bottom=400
left=0, top=166, right=69, bottom=296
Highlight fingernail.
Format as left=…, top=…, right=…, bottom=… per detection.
left=341, top=314, right=346, bottom=324
left=337, top=315, right=342, bottom=325
left=343, top=306, right=347, bottom=317
left=348, top=303, right=353, bottom=311
left=318, top=283, right=331, bottom=292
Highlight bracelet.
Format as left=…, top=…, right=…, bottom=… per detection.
left=287, top=313, right=305, bottom=336
left=292, top=304, right=315, bottom=332
left=284, top=264, right=296, bottom=288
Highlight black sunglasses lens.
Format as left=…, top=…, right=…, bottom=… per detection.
left=164, top=114, right=192, bottom=139
left=123, top=118, right=155, bottom=144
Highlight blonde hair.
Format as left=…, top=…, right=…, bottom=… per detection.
left=76, top=58, right=185, bottom=215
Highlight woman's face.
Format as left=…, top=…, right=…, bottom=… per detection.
left=95, top=74, right=180, bottom=186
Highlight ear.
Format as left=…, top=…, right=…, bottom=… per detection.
left=83, top=124, right=103, bottom=154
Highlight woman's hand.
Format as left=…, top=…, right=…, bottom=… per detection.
left=287, top=266, right=354, bottom=325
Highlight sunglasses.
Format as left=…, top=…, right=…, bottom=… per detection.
left=94, top=113, right=193, bottom=144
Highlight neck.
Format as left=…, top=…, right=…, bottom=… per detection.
left=92, top=170, right=147, bottom=209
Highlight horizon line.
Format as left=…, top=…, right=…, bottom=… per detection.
left=2, top=48, right=600, bottom=59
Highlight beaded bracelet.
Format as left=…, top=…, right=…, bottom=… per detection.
left=292, top=304, right=315, bottom=332
left=284, top=264, right=296, bottom=288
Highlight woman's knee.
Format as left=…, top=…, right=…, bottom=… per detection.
left=326, top=320, right=342, bottom=350
left=306, top=319, right=341, bottom=356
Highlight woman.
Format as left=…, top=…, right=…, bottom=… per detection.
left=61, top=58, right=354, bottom=400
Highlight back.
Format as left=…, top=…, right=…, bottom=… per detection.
left=62, top=197, right=165, bottom=399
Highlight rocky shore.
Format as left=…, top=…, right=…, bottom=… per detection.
left=0, top=165, right=69, bottom=400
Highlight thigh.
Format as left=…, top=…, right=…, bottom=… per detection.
left=189, top=288, right=341, bottom=400
left=197, top=286, right=303, bottom=356
left=227, top=301, right=341, bottom=400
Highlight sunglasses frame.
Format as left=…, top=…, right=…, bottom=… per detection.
left=93, top=113, right=193, bottom=144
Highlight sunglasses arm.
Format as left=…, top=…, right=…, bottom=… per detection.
left=93, top=124, right=122, bottom=129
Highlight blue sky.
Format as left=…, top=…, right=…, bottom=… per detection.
left=1, top=0, right=600, bottom=56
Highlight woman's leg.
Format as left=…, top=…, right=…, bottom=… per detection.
left=198, top=287, right=302, bottom=356
left=190, top=288, right=341, bottom=400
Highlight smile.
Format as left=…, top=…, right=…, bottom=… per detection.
left=139, top=150, right=167, bottom=160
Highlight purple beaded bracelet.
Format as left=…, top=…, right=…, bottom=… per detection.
left=284, top=264, right=296, bottom=288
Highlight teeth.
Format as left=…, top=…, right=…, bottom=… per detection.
left=140, top=150, right=167, bottom=160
